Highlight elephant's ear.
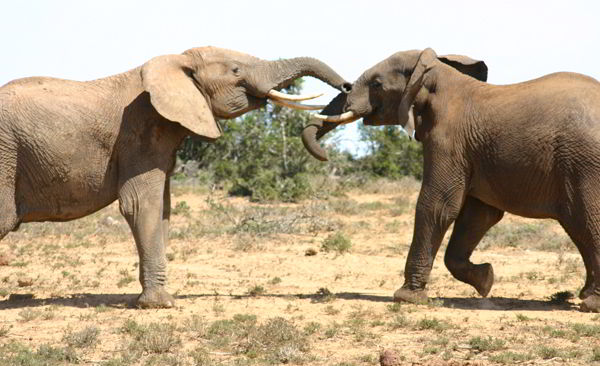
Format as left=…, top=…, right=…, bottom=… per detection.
left=398, top=48, right=437, bottom=128
left=141, top=54, right=221, bottom=139
left=438, top=55, right=488, bottom=82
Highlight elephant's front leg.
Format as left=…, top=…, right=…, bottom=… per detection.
left=119, top=170, right=175, bottom=309
left=394, top=178, right=466, bottom=303
left=444, top=196, right=504, bottom=297
left=163, top=178, right=171, bottom=249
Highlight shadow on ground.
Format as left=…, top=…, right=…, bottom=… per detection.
left=437, top=296, right=577, bottom=311
left=0, top=291, right=578, bottom=311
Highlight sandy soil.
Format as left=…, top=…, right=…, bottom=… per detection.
left=1, top=182, right=599, bottom=365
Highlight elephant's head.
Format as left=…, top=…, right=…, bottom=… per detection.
left=302, top=48, right=487, bottom=160
left=141, top=46, right=351, bottom=140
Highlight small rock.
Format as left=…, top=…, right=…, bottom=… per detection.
left=305, top=248, right=318, bottom=256
left=17, top=277, right=34, bottom=287
left=379, top=349, right=401, bottom=366
left=0, top=254, right=9, bottom=266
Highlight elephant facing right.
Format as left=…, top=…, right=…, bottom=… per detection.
left=304, top=48, right=600, bottom=312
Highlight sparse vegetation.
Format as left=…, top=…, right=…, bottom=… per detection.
left=18, top=309, right=42, bottom=322
left=388, top=314, right=411, bottom=330
left=269, top=276, right=282, bottom=285
left=468, top=336, right=506, bottom=353
left=172, top=200, right=191, bottom=216
left=0, top=342, right=79, bottom=365
left=592, top=347, right=600, bottom=362
left=315, top=288, right=337, bottom=303
left=480, top=220, right=573, bottom=252
left=489, top=351, right=534, bottom=364
left=536, top=345, right=562, bottom=359
left=246, top=284, right=266, bottom=297
left=303, top=322, right=321, bottom=335
left=126, top=321, right=182, bottom=354
left=116, top=268, right=136, bottom=288
left=194, top=314, right=310, bottom=363
left=570, top=322, right=600, bottom=337
left=386, top=302, right=403, bottom=313
left=321, top=232, right=352, bottom=254
left=414, top=317, right=451, bottom=333
left=63, top=326, right=100, bottom=349
left=0, top=325, right=10, bottom=337
left=1, top=175, right=599, bottom=365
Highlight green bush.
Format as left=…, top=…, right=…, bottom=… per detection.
left=178, top=80, right=349, bottom=202
left=321, top=232, right=352, bottom=254
left=354, top=125, right=423, bottom=180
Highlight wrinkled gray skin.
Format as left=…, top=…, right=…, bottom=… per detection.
left=0, top=46, right=349, bottom=308
left=308, top=48, right=600, bottom=312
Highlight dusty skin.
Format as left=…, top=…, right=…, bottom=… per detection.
left=0, top=178, right=599, bottom=365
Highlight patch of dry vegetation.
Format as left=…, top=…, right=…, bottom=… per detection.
left=1, top=177, right=598, bottom=365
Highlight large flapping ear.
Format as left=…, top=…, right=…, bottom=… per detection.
left=398, top=48, right=437, bottom=128
left=438, top=54, right=488, bottom=82
left=141, top=54, right=221, bottom=139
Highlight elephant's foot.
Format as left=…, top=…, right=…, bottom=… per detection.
left=579, top=281, right=595, bottom=300
left=447, top=260, right=494, bottom=297
left=580, top=295, right=600, bottom=313
left=136, top=287, right=175, bottom=309
left=393, top=286, right=428, bottom=304
left=470, top=263, right=494, bottom=297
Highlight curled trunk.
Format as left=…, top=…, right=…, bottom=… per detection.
left=254, top=57, right=351, bottom=95
left=249, top=58, right=351, bottom=161
left=301, top=92, right=347, bottom=161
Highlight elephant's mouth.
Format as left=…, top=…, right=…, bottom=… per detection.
left=248, top=94, right=267, bottom=111
left=215, top=91, right=326, bottom=119
left=214, top=95, right=266, bottom=120
left=362, top=106, right=401, bottom=126
left=361, top=108, right=379, bottom=125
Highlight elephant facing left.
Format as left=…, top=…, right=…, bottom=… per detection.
left=0, top=46, right=350, bottom=308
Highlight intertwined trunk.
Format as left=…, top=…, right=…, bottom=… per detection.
left=253, top=57, right=350, bottom=95
left=301, top=92, right=347, bottom=161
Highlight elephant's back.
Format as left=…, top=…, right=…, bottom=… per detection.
left=483, top=72, right=600, bottom=131
left=1, top=77, right=123, bottom=222
left=544, top=72, right=600, bottom=121
left=468, top=73, right=600, bottom=218
left=1, top=76, right=92, bottom=109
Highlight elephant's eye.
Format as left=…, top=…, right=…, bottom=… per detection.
left=232, top=66, right=240, bottom=76
left=370, top=79, right=382, bottom=89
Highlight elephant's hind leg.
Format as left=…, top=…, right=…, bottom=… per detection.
left=0, top=185, right=20, bottom=241
left=444, top=196, right=504, bottom=297
left=559, top=212, right=600, bottom=312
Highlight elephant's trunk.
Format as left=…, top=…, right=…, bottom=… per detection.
left=253, top=58, right=352, bottom=96
left=301, top=92, right=347, bottom=161
left=249, top=58, right=351, bottom=160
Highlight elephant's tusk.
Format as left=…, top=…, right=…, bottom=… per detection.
left=267, top=89, right=324, bottom=101
left=269, top=99, right=326, bottom=111
left=313, top=111, right=359, bottom=124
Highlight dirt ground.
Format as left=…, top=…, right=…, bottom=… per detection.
left=1, top=178, right=599, bottom=365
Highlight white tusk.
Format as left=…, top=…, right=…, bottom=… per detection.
left=269, top=99, right=326, bottom=111
left=313, top=111, right=359, bottom=124
left=267, top=89, right=324, bottom=101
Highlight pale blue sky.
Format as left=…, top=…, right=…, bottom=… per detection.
left=2, top=0, right=599, bottom=152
